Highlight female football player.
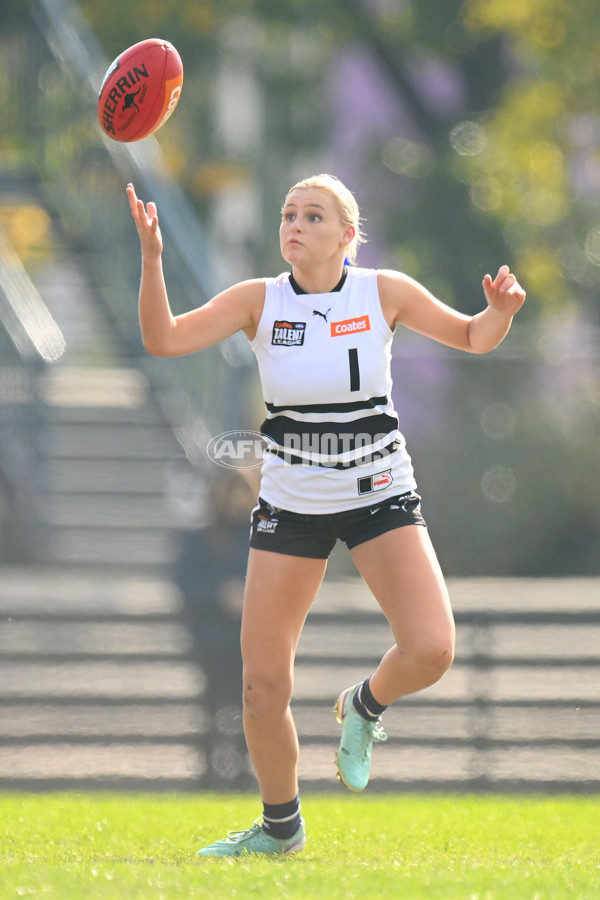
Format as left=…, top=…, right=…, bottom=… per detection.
left=127, top=174, right=525, bottom=857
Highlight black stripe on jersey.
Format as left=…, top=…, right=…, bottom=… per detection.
left=264, top=395, right=389, bottom=416
left=267, top=440, right=400, bottom=470
left=261, top=412, right=399, bottom=448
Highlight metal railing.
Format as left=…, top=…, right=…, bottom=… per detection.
left=0, top=230, right=66, bottom=559
left=29, top=0, right=258, bottom=464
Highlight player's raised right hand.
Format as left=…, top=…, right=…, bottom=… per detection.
left=126, top=183, right=163, bottom=260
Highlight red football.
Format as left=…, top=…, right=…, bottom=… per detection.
left=98, top=38, right=183, bottom=142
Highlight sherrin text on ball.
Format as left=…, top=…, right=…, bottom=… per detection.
left=98, top=38, right=183, bottom=142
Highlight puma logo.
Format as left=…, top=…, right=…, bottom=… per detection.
left=312, top=308, right=332, bottom=322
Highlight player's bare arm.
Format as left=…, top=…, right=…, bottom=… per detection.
left=378, top=266, right=526, bottom=354
left=127, top=183, right=265, bottom=356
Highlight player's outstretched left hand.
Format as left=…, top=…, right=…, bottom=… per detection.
left=482, top=265, right=526, bottom=318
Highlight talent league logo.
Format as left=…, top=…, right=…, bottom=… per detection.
left=206, top=430, right=275, bottom=469
left=256, top=514, right=278, bottom=534
left=271, top=320, right=306, bottom=346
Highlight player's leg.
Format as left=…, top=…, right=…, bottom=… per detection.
left=334, top=524, right=454, bottom=791
left=351, top=525, right=455, bottom=703
left=198, top=547, right=326, bottom=857
left=240, top=547, right=327, bottom=803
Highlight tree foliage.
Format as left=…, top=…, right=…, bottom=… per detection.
left=461, top=0, right=600, bottom=312
left=78, top=0, right=600, bottom=313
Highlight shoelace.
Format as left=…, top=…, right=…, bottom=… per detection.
left=350, top=716, right=388, bottom=760
left=226, top=820, right=263, bottom=842
left=371, top=721, right=388, bottom=743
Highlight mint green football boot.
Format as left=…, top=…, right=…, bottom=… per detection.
left=334, top=683, right=388, bottom=792
left=198, top=818, right=306, bottom=858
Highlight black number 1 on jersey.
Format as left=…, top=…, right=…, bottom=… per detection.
left=348, top=348, right=360, bottom=392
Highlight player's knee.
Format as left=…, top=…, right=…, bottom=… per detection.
left=409, top=633, right=455, bottom=686
left=242, top=665, right=293, bottom=721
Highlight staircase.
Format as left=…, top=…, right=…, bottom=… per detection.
left=0, top=185, right=220, bottom=788
left=0, top=565, right=206, bottom=788
left=0, top=368, right=215, bottom=788
left=39, top=365, right=182, bottom=568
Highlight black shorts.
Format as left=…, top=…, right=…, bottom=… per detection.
left=249, top=491, right=425, bottom=559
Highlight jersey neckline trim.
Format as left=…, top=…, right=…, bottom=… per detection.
left=288, top=267, right=348, bottom=296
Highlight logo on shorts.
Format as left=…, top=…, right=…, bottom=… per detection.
left=357, top=469, right=393, bottom=495
left=272, top=321, right=306, bottom=346
left=330, top=314, right=370, bottom=337
left=256, top=514, right=278, bottom=534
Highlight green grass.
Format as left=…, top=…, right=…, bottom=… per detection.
left=0, top=792, right=598, bottom=899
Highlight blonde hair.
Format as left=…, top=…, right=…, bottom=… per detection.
left=283, top=173, right=366, bottom=264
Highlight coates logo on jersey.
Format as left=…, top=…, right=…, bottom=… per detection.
left=330, top=314, right=371, bottom=337
left=272, top=320, right=306, bottom=346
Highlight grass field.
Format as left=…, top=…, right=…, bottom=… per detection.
left=0, top=792, right=598, bottom=899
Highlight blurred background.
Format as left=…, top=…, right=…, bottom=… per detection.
left=0, top=0, right=598, bottom=792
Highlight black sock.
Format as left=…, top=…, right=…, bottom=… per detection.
left=262, top=795, right=302, bottom=840
left=353, top=677, right=388, bottom=722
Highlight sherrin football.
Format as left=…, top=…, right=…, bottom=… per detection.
left=98, top=38, right=183, bottom=142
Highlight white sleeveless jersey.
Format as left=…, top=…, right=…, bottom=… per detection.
left=250, top=266, right=417, bottom=513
